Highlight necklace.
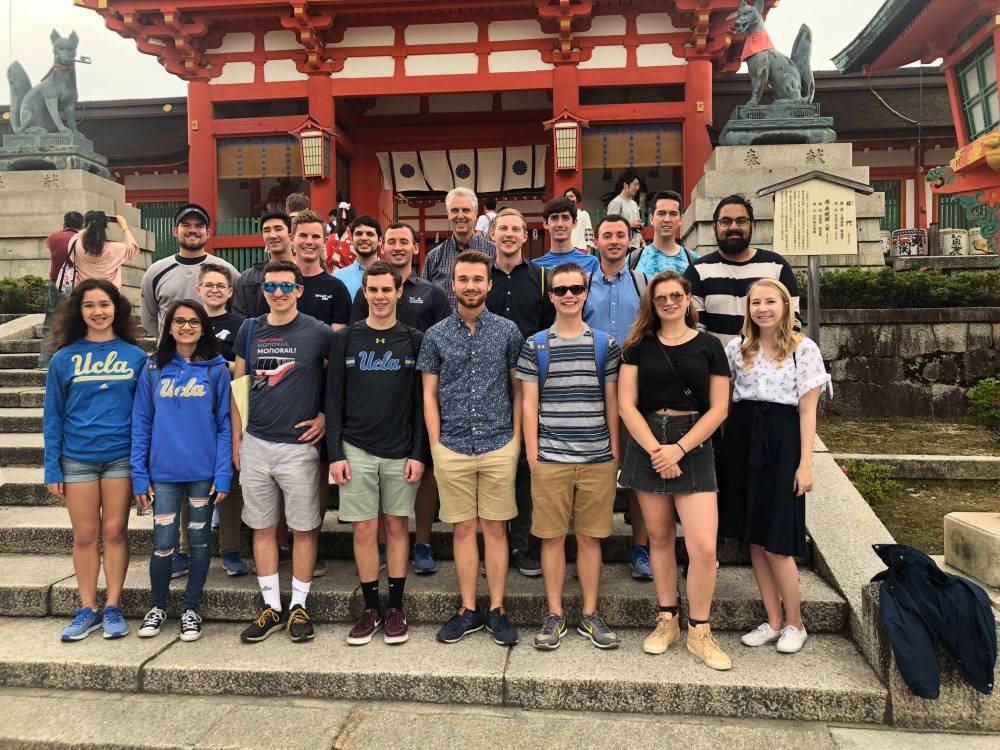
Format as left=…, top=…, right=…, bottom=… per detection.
left=657, top=330, right=689, bottom=343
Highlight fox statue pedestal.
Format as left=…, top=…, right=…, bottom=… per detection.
left=0, top=131, right=110, bottom=179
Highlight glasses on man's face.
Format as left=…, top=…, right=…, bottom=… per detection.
left=171, top=318, right=203, bottom=329
left=653, top=292, right=686, bottom=306
left=717, top=217, right=751, bottom=228
left=550, top=284, right=587, bottom=297
left=199, top=282, right=230, bottom=291
left=262, top=281, right=301, bottom=294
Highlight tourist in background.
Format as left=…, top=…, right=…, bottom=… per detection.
left=605, top=170, right=644, bottom=252
left=629, top=191, right=698, bottom=276
left=563, top=187, right=595, bottom=255
left=284, top=192, right=310, bottom=219
left=43, top=279, right=147, bottom=641
left=38, top=210, right=84, bottom=368
left=70, top=211, right=140, bottom=288
left=423, top=187, right=496, bottom=308
left=475, top=196, right=498, bottom=237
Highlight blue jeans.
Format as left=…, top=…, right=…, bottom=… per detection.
left=149, top=480, right=214, bottom=611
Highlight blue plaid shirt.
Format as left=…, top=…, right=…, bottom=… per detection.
left=423, top=234, right=497, bottom=308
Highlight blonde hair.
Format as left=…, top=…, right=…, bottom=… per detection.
left=492, top=207, right=526, bottom=232
left=622, top=271, right=698, bottom=353
left=739, top=278, right=802, bottom=370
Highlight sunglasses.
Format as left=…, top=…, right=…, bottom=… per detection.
left=262, top=281, right=302, bottom=294
left=550, top=284, right=587, bottom=297
left=653, top=292, right=687, bottom=306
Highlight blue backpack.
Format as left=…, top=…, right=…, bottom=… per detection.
left=533, top=328, right=610, bottom=391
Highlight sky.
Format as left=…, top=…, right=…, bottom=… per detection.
left=1, top=0, right=893, bottom=106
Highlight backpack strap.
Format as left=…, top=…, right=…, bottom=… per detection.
left=627, top=247, right=642, bottom=271
left=681, top=245, right=695, bottom=268
left=533, top=330, right=551, bottom=389
left=243, top=316, right=257, bottom=372
left=630, top=270, right=647, bottom=298
left=592, top=328, right=609, bottom=392
left=538, top=266, right=546, bottom=301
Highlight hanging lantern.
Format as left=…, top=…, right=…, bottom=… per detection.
left=290, top=118, right=334, bottom=179
left=544, top=109, right=589, bottom=172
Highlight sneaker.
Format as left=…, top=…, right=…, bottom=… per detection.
left=240, top=607, right=286, bottom=643
left=533, top=613, right=567, bottom=650
left=629, top=545, right=652, bottom=580
left=687, top=622, right=732, bottom=670
left=313, top=557, right=328, bottom=578
left=741, top=622, right=782, bottom=648
left=578, top=612, right=620, bottom=649
left=287, top=604, right=315, bottom=642
left=221, top=550, right=248, bottom=577
left=60, top=607, right=102, bottom=642
left=511, top=548, right=542, bottom=577
left=102, top=605, right=129, bottom=639
left=436, top=607, right=483, bottom=643
left=347, top=608, right=383, bottom=646
left=138, top=607, right=167, bottom=638
left=278, top=546, right=292, bottom=567
left=485, top=607, right=519, bottom=646
left=179, top=609, right=203, bottom=642
left=413, top=543, right=437, bottom=575
left=566, top=562, right=578, bottom=578
left=383, top=607, right=409, bottom=645
left=171, top=552, right=190, bottom=579
left=643, top=611, right=680, bottom=655
left=378, top=542, right=387, bottom=572
left=776, top=625, right=808, bottom=654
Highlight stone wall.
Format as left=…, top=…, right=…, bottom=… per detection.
left=818, top=308, right=1000, bottom=417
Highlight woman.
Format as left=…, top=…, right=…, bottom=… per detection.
left=605, top=170, right=644, bottom=251
left=719, top=279, right=830, bottom=655
left=43, top=279, right=147, bottom=641
left=131, top=299, right=232, bottom=642
left=618, top=271, right=731, bottom=670
left=563, top=187, right=595, bottom=254
left=70, top=211, right=140, bottom=288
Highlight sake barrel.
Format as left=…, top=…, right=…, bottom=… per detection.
left=940, top=228, right=970, bottom=256
left=891, top=228, right=928, bottom=257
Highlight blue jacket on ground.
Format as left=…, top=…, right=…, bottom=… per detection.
left=130, top=353, right=233, bottom=495
left=43, top=337, right=147, bottom=484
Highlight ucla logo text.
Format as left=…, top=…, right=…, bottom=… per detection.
left=358, top=350, right=401, bottom=371
left=70, top=351, right=135, bottom=382
left=159, top=377, right=207, bottom=398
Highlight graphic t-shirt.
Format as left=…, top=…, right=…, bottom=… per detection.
left=209, top=311, right=245, bottom=362
left=299, top=272, right=352, bottom=326
left=234, top=313, right=334, bottom=444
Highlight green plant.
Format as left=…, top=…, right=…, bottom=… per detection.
left=0, top=276, right=47, bottom=314
left=800, top=268, right=1000, bottom=309
left=966, top=378, right=1000, bottom=439
left=842, top=459, right=902, bottom=505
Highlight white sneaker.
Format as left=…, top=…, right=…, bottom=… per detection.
left=776, top=625, right=808, bottom=654
left=741, top=622, right=781, bottom=647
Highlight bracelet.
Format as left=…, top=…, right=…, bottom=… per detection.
left=676, top=442, right=688, bottom=456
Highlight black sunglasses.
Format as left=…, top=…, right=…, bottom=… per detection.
left=550, top=284, right=587, bottom=297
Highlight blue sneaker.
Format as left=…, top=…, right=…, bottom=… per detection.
left=629, top=545, right=652, bottom=580
left=61, top=607, right=102, bottom=642
left=378, top=542, right=387, bottom=572
left=102, top=605, right=129, bottom=639
left=486, top=607, right=519, bottom=646
left=171, top=552, right=190, bottom=579
left=413, top=543, right=437, bottom=575
left=221, top=550, right=249, bottom=577
left=436, top=607, right=483, bottom=643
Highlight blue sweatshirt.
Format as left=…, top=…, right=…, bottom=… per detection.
left=43, top=337, right=148, bottom=484
left=130, top=353, right=233, bottom=495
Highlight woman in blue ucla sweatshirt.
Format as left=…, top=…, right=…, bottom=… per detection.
left=131, top=299, right=232, bottom=642
left=43, top=279, right=147, bottom=642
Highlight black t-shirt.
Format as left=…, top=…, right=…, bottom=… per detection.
left=299, top=272, right=351, bottom=326
left=349, top=274, right=450, bottom=333
left=209, top=311, right=245, bottom=362
left=326, top=321, right=428, bottom=463
left=620, top=331, right=730, bottom=414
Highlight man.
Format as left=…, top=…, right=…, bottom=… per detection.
left=290, top=210, right=351, bottom=330
left=517, top=262, right=622, bottom=650
left=629, top=190, right=699, bottom=276
left=140, top=203, right=240, bottom=335
left=418, top=250, right=523, bottom=646
left=684, top=194, right=801, bottom=347
left=485, top=207, right=554, bottom=578
left=38, top=210, right=84, bottom=367
left=334, top=215, right=382, bottom=299
left=422, top=187, right=496, bottom=308
left=234, top=260, right=333, bottom=644
left=327, top=261, right=427, bottom=646
left=474, top=196, right=498, bottom=237
left=584, top=214, right=653, bottom=580
left=232, top=211, right=294, bottom=319
left=533, top=197, right=600, bottom=275
left=285, top=192, right=310, bottom=219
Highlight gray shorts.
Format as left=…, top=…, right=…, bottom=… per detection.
left=337, top=442, right=420, bottom=522
left=239, top=433, right=321, bottom=532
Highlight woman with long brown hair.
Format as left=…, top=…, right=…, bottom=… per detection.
left=69, top=211, right=139, bottom=288
left=618, top=271, right=732, bottom=670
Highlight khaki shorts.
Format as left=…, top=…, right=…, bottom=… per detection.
left=337, top=442, right=420, bottom=522
left=530, top=460, right=618, bottom=539
left=239, top=432, right=321, bottom=532
left=431, top=437, right=519, bottom=523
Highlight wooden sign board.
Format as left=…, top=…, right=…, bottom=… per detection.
left=772, top=179, right=858, bottom=256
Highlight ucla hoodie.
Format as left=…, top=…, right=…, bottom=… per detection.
left=130, top=353, right=233, bottom=495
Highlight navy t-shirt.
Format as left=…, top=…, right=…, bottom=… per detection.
left=209, top=311, right=245, bottom=362
left=299, top=272, right=351, bottom=326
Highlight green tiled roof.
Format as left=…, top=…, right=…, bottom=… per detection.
left=832, top=0, right=930, bottom=73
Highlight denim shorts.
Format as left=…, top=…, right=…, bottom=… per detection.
left=619, top=414, right=717, bottom=496
left=60, top=455, right=132, bottom=483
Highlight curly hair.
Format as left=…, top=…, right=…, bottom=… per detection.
left=49, top=278, right=138, bottom=351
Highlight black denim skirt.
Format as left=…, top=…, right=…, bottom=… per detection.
left=619, top=413, right=717, bottom=495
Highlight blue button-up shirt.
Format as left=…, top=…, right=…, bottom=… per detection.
left=584, top=266, right=642, bottom=345
left=333, top=260, right=364, bottom=299
left=416, top=309, right=524, bottom=456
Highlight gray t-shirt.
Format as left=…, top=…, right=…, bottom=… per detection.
left=607, top=196, right=643, bottom=250
left=234, top=312, right=333, bottom=444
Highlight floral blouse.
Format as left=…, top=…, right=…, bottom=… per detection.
left=724, top=336, right=832, bottom=405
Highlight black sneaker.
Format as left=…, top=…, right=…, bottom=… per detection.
left=287, top=604, right=315, bottom=643
left=179, top=609, right=203, bottom=642
left=511, top=548, right=542, bottom=577
left=436, top=607, right=484, bottom=643
left=240, top=607, right=286, bottom=643
left=138, top=607, right=167, bottom=638
left=485, top=607, right=519, bottom=646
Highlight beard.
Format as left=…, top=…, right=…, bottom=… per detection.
left=178, top=234, right=208, bottom=252
left=716, top=231, right=751, bottom=256
left=355, top=245, right=378, bottom=259
left=457, top=291, right=486, bottom=309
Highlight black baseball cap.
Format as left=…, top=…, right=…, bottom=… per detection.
left=173, top=203, right=211, bottom=227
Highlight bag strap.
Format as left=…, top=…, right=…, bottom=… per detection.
left=655, top=337, right=701, bottom=412
left=681, top=245, right=695, bottom=268
left=630, top=270, right=647, bottom=298
left=536, top=328, right=608, bottom=393
left=538, top=266, right=546, bottom=302
left=593, top=328, right=609, bottom=392
left=534, top=330, right=550, bottom=389
left=243, top=316, right=257, bottom=372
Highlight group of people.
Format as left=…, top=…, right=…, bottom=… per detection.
left=42, top=183, right=829, bottom=672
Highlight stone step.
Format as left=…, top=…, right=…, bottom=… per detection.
left=0, top=408, right=42, bottom=432
left=0, top=387, right=45, bottom=408
left=0, top=353, right=40, bottom=370
left=0, top=467, right=52, bottom=506
left=0, top=616, right=887, bottom=723
left=0, top=433, right=44, bottom=464
left=2, top=337, right=157, bottom=354
left=0, top=370, right=47, bottom=387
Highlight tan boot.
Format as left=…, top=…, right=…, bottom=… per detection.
left=643, top=612, right=680, bottom=655
left=687, top=622, right=732, bottom=670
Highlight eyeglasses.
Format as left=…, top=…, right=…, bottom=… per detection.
left=171, top=318, right=203, bottom=329
left=550, top=284, right=587, bottom=297
left=653, top=292, right=687, bottom=306
left=262, top=281, right=302, bottom=294
left=716, top=217, right=751, bottom=228
left=199, top=282, right=230, bottom=291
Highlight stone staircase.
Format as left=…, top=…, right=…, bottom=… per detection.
left=0, top=317, right=889, bottom=724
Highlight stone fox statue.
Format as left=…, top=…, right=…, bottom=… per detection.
left=7, top=30, right=81, bottom=135
left=733, top=0, right=814, bottom=106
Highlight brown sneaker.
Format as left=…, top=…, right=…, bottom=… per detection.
left=383, top=607, right=409, bottom=645
left=347, top=608, right=383, bottom=646
left=687, top=622, right=732, bottom=670
left=643, top=611, right=680, bottom=655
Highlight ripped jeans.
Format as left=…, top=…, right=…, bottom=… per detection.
left=149, top=480, right=214, bottom=612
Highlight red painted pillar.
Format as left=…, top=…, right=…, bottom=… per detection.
left=551, top=64, right=581, bottom=200
left=187, top=80, right=218, bottom=253
left=944, top=65, right=969, bottom=146
left=349, top=144, right=382, bottom=219
left=307, top=74, right=337, bottom=215
left=683, top=58, right=714, bottom=205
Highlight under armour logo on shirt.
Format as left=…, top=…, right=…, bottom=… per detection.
left=375, top=337, right=386, bottom=344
